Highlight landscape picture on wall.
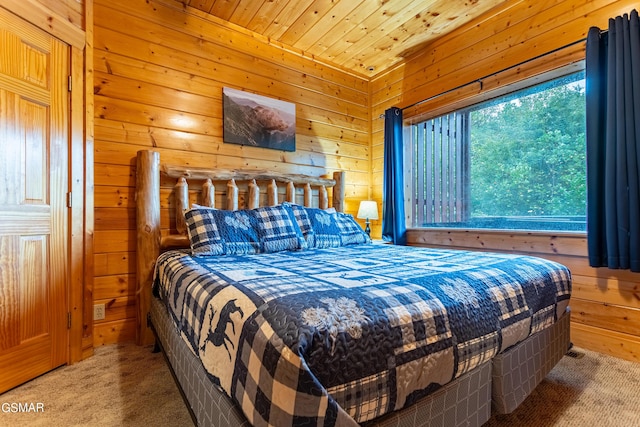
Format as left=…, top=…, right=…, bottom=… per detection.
left=223, top=87, right=296, bottom=152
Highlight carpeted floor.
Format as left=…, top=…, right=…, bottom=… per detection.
left=1, top=343, right=639, bottom=426
left=0, top=344, right=192, bottom=427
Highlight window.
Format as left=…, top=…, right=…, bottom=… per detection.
left=407, top=72, right=586, bottom=232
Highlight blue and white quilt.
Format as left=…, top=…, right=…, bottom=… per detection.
left=154, top=243, right=571, bottom=426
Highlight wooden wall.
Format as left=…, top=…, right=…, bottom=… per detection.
left=36, top=0, right=84, bottom=29
left=370, top=0, right=640, bottom=362
left=92, top=0, right=370, bottom=345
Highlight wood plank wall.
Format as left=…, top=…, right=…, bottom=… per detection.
left=370, top=0, right=640, bottom=362
left=36, top=0, right=85, bottom=29
left=92, top=0, right=370, bottom=345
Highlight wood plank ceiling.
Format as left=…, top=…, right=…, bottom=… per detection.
left=183, top=0, right=510, bottom=77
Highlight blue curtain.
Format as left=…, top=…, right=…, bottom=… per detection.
left=382, top=107, right=407, bottom=245
left=586, top=10, right=640, bottom=272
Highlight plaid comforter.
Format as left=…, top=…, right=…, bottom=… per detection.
left=154, top=243, right=571, bottom=426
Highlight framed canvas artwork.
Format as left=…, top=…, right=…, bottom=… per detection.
left=223, top=87, right=296, bottom=152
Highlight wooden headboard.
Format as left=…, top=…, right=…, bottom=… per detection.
left=135, top=150, right=346, bottom=345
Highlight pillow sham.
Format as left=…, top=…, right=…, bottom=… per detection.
left=282, top=203, right=314, bottom=240
left=334, top=212, right=371, bottom=245
left=304, top=207, right=342, bottom=248
left=185, top=208, right=260, bottom=256
left=184, top=208, right=224, bottom=256
left=217, top=209, right=261, bottom=255
left=251, top=205, right=307, bottom=253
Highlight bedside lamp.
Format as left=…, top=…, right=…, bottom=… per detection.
left=357, top=200, right=379, bottom=237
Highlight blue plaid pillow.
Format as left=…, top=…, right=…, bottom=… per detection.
left=305, top=208, right=342, bottom=248
left=251, top=205, right=307, bottom=253
left=282, top=203, right=314, bottom=241
left=185, top=208, right=260, bottom=256
left=184, top=208, right=225, bottom=256
left=334, top=212, right=371, bottom=245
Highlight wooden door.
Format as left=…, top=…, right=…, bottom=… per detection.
left=0, top=7, right=69, bottom=393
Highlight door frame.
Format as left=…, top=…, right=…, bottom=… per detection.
left=0, top=0, right=94, bottom=363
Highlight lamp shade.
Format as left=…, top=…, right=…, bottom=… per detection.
left=357, top=200, right=379, bottom=220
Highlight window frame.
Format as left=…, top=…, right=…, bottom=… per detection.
left=403, top=64, right=587, bottom=236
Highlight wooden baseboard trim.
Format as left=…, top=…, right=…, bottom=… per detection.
left=571, top=321, right=640, bottom=363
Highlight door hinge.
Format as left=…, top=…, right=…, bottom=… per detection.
left=68, top=75, right=72, bottom=92
left=67, top=191, right=72, bottom=208
left=67, top=312, right=72, bottom=329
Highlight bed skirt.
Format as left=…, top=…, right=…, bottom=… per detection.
left=491, top=308, right=571, bottom=414
left=150, top=297, right=493, bottom=427
left=151, top=297, right=249, bottom=426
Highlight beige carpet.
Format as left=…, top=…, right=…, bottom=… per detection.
left=0, top=344, right=192, bottom=427
left=1, top=343, right=639, bottom=426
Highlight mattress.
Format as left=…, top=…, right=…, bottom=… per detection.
left=153, top=243, right=571, bottom=426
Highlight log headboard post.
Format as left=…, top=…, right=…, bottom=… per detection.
left=333, top=171, right=345, bottom=213
left=135, top=150, right=160, bottom=346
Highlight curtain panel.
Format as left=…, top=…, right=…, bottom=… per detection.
left=586, top=10, right=640, bottom=272
left=382, top=107, right=407, bottom=245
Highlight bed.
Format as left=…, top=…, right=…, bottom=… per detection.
left=135, top=150, right=572, bottom=427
